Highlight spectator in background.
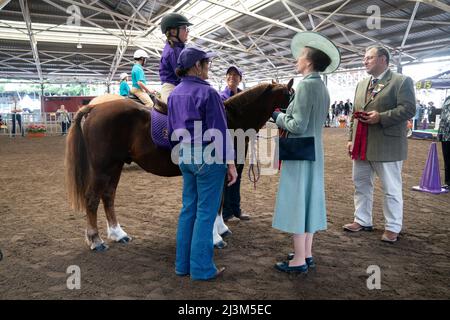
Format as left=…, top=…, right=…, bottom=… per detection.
left=119, top=73, right=130, bottom=97
left=10, top=96, right=23, bottom=137
left=417, top=101, right=425, bottom=128
left=325, top=110, right=331, bottom=127
left=337, top=101, right=344, bottom=114
left=413, top=99, right=422, bottom=130
left=57, top=105, right=71, bottom=135
left=344, top=99, right=353, bottom=115
left=331, top=101, right=337, bottom=126
left=428, top=101, right=436, bottom=123
left=422, top=106, right=429, bottom=129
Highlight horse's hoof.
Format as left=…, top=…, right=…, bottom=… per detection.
left=220, top=230, right=232, bottom=238
left=93, top=243, right=109, bottom=252
left=117, top=236, right=132, bottom=244
left=214, top=240, right=227, bottom=249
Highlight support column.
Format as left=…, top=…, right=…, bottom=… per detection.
left=397, top=52, right=403, bottom=74
left=40, top=83, right=44, bottom=112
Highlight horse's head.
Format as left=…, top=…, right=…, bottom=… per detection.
left=269, top=78, right=294, bottom=112
left=225, top=78, right=294, bottom=131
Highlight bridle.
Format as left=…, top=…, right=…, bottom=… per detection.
left=247, top=83, right=294, bottom=189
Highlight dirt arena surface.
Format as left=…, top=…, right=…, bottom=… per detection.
left=0, top=128, right=448, bottom=300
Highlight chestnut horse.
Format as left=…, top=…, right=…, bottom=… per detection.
left=65, top=79, right=293, bottom=251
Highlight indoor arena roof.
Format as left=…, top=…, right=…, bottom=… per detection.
left=0, top=0, right=450, bottom=84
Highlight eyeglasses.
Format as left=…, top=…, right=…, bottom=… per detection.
left=179, top=25, right=190, bottom=32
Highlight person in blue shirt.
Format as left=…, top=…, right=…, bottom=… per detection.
left=130, top=49, right=155, bottom=107
left=119, top=73, right=130, bottom=97
left=168, top=47, right=237, bottom=280
left=219, top=66, right=251, bottom=223
left=159, top=13, right=192, bottom=103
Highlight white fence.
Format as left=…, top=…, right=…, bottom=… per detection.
left=0, top=112, right=76, bottom=137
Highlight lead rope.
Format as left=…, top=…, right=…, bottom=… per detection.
left=248, top=135, right=261, bottom=190
left=247, top=124, right=285, bottom=188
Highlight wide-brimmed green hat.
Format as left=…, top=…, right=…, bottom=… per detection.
left=291, top=31, right=341, bottom=74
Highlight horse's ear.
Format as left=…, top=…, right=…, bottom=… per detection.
left=287, top=78, right=294, bottom=91
left=272, top=79, right=276, bottom=85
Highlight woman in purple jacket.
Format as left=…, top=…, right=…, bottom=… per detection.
left=159, top=13, right=192, bottom=103
left=168, top=47, right=237, bottom=280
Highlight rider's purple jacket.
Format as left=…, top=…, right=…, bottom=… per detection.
left=167, top=75, right=234, bottom=162
left=159, top=42, right=185, bottom=86
left=219, top=86, right=242, bottom=101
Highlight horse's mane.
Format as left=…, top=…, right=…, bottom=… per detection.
left=224, top=83, right=273, bottom=111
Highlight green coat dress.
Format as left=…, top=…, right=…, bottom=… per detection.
left=273, top=72, right=329, bottom=234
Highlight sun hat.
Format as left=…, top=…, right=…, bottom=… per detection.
left=290, top=31, right=341, bottom=73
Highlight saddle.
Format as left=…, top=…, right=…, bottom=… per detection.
left=127, top=93, right=167, bottom=114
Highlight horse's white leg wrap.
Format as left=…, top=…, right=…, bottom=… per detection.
left=215, top=214, right=230, bottom=236
left=107, top=224, right=129, bottom=242
left=213, top=219, right=223, bottom=245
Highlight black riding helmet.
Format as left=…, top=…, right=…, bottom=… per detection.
left=160, top=13, right=192, bottom=34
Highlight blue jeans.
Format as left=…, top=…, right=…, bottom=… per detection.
left=175, top=144, right=227, bottom=280
left=11, top=114, right=23, bottom=136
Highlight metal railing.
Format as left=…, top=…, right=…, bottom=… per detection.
left=0, top=112, right=76, bottom=137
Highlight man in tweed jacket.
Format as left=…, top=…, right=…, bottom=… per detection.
left=343, top=46, right=416, bottom=243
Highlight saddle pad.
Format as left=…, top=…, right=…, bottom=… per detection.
left=150, top=109, right=171, bottom=150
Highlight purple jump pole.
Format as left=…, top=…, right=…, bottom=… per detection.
left=412, top=142, right=449, bottom=194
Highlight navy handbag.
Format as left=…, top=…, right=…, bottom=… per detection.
left=277, top=136, right=315, bottom=161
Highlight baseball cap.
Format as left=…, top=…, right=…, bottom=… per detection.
left=177, top=46, right=217, bottom=70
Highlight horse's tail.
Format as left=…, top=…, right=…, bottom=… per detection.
left=65, top=105, right=94, bottom=212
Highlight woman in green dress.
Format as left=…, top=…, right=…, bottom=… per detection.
left=271, top=32, right=341, bottom=273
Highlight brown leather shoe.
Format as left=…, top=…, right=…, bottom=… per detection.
left=381, top=230, right=398, bottom=243
left=343, top=222, right=373, bottom=232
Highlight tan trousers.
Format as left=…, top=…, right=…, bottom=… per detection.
left=160, top=83, right=176, bottom=104
left=130, top=87, right=153, bottom=108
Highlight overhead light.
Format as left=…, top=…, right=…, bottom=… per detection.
left=77, top=42, right=82, bottom=49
